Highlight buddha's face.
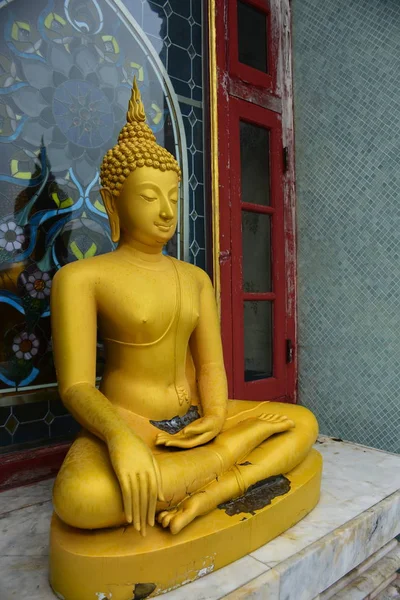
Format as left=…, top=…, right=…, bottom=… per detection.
left=101, top=166, right=179, bottom=248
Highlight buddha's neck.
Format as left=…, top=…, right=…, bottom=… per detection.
left=116, top=234, right=165, bottom=265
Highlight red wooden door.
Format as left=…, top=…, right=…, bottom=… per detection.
left=215, top=0, right=296, bottom=402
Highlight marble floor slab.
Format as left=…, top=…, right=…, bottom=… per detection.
left=0, top=478, right=53, bottom=515
left=0, top=436, right=399, bottom=600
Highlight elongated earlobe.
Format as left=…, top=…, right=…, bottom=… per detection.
left=100, top=188, right=120, bottom=243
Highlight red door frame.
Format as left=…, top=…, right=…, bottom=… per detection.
left=215, top=0, right=297, bottom=403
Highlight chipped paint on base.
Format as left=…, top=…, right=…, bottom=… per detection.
left=160, top=555, right=216, bottom=595
left=197, top=564, right=215, bottom=577
left=96, top=593, right=112, bottom=600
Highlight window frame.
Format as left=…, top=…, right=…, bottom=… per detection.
left=228, top=0, right=277, bottom=93
left=230, top=98, right=286, bottom=400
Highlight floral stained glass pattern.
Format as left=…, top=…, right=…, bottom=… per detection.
left=0, top=0, right=192, bottom=395
left=0, top=220, right=25, bottom=252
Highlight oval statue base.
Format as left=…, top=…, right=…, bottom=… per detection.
left=49, top=449, right=322, bottom=600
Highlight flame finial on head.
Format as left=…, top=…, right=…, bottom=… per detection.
left=100, top=77, right=181, bottom=195
left=126, top=77, right=146, bottom=123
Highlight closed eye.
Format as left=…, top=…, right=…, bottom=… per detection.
left=141, top=194, right=157, bottom=202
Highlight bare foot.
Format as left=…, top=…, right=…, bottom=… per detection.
left=157, top=507, right=179, bottom=529
left=227, top=413, right=295, bottom=449
left=157, top=494, right=203, bottom=534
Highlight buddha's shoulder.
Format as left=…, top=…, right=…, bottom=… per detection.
left=172, top=258, right=212, bottom=287
left=52, top=253, right=117, bottom=286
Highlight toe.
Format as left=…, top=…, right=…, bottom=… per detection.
left=160, top=513, right=170, bottom=527
left=161, top=515, right=170, bottom=528
left=157, top=511, right=168, bottom=523
left=170, top=514, right=186, bottom=535
left=163, top=510, right=177, bottom=527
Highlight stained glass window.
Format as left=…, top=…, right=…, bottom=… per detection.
left=0, top=0, right=206, bottom=447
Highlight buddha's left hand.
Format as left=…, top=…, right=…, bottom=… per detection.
left=155, top=414, right=224, bottom=449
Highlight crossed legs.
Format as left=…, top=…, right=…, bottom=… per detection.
left=53, top=402, right=317, bottom=533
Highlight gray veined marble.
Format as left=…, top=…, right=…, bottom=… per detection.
left=374, top=577, right=400, bottom=600
left=328, top=544, right=400, bottom=600
left=319, top=539, right=399, bottom=599
left=0, top=478, right=53, bottom=516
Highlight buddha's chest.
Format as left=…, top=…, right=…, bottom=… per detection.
left=97, top=266, right=199, bottom=345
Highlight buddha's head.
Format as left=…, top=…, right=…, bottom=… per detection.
left=100, top=79, right=181, bottom=248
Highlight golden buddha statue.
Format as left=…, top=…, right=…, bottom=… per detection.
left=49, top=80, right=321, bottom=600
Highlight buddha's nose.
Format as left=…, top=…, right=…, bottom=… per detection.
left=160, top=202, right=174, bottom=220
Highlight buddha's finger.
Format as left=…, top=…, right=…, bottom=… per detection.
left=182, top=421, right=208, bottom=435
left=185, top=431, right=213, bottom=447
left=165, top=437, right=193, bottom=448
left=153, top=457, right=165, bottom=502
left=155, top=432, right=174, bottom=445
left=120, top=475, right=133, bottom=524
left=132, top=477, right=140, bottom=532
left=159, top=430, right=197, bottom=445
left=147, top=471, right=157, bottom=527
left=166, top=432, right=211, bottom=449
left=139, top=473, right=148, bottom=536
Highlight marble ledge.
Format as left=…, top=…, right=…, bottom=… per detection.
left=0, top=436, right=399, bottom=600
left=318, top=539, right=399, bottom=599
left=374, top=576, right=400, bottom=600
left=327, top=544, right=400, bottom=600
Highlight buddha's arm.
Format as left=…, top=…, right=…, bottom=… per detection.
left=156, top=269, right=228, bottom=449
left=190, top=269, right=228, bottom=421
left=51, top=265, right=127, bottom=440
left=51, top=264, right=163, bottom=534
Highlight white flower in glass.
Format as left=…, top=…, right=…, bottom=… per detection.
left=24, top=270, right=52, bottom=300
left=0, top=221, right=25, bottom=252
left=12, top=332, right=40, bottom=360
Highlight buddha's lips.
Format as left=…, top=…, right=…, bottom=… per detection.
left=155, top=222, right=173, bottom=231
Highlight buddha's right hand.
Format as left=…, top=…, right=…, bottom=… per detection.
left=107, top=430, right=164, bottom=536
